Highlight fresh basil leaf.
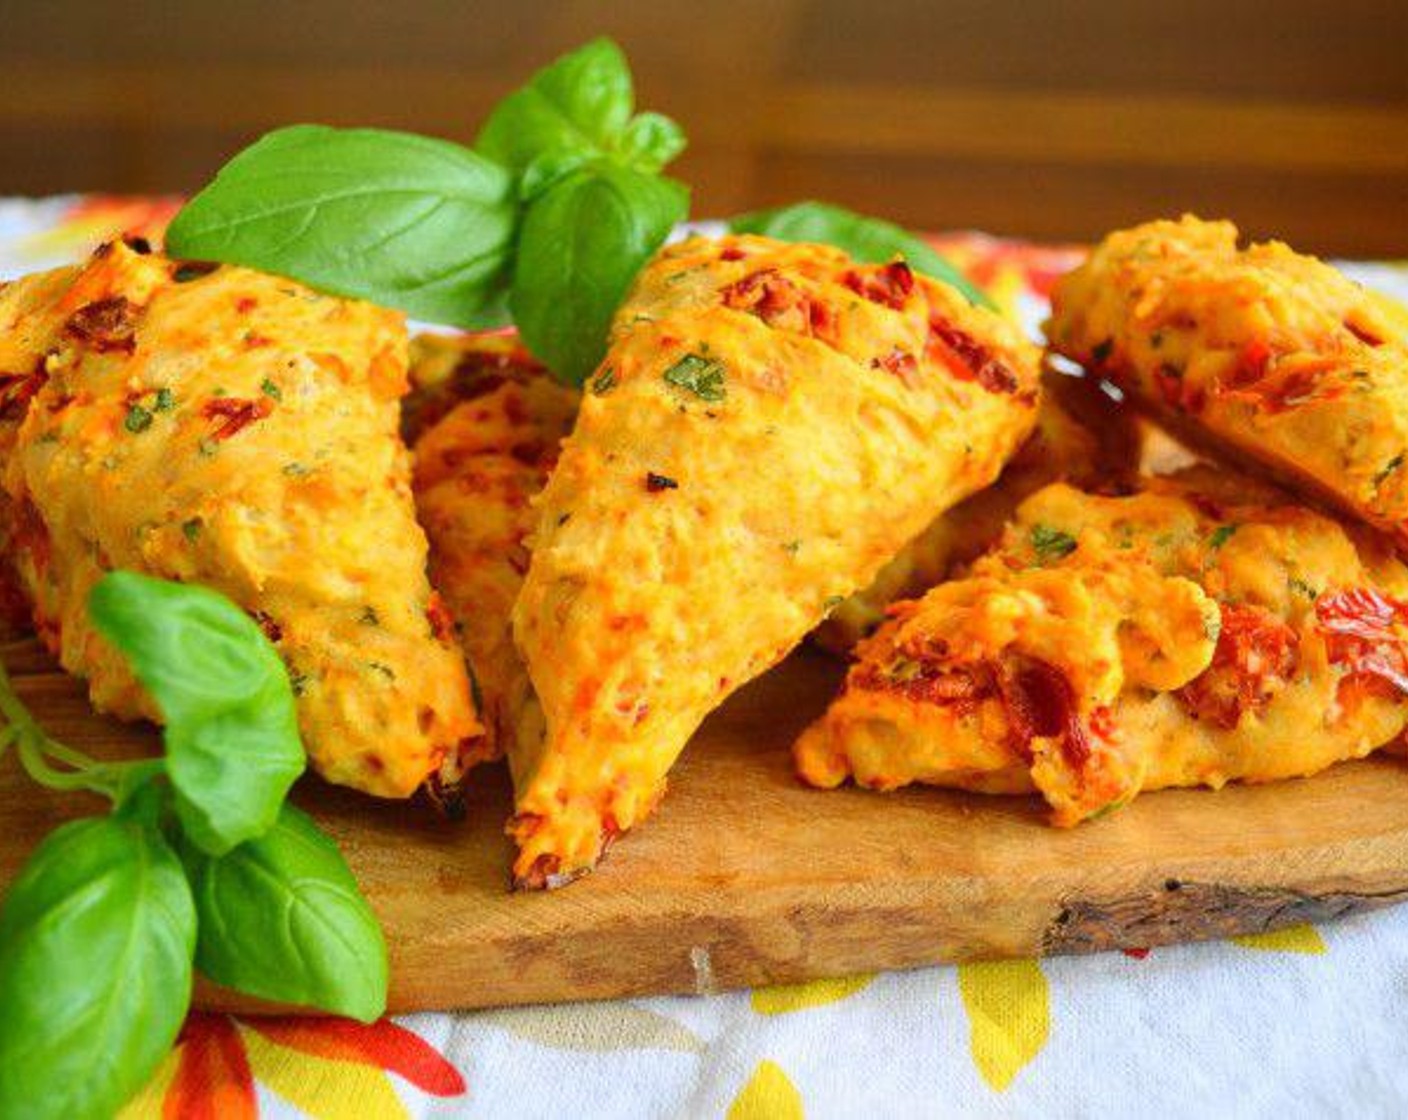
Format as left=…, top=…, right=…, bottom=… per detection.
left=178, top=803, right=387, bottom=1022
left=730, top=200, right=994, bottom=309
left=476, top=37, right=685, bottom=179
left=88, top=571, right=304, bottom=856
left=0, top=811, right=195, bottom=1120
left=165, top=124, right=518, bottom=328
left=519, top=149, right=594, bottom=203
left=475, top=37, right=634, bottom=173
left=511, top=164, right=689, bottom=386
left=618, top=112, right=688, bottom=172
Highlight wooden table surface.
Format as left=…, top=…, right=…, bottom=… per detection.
left=1, top=0, right=1404, bottom=257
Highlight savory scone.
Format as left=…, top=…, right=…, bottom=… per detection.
left=796, top=467, right=1408, bottom=824
left=1045, top=215, right=1408, bottom=546
left=0, top=239, right=481, bottom=796
left=408, top=333, right=578, bottom=791
left=511, top=233, right=1041, bottom=886
left=814, top=367, right=1139, bottom=650
left=0, top=263, right=81, bottom=631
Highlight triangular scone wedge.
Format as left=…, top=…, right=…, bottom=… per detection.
left=815, top=366, right=1140, bottom=650
left=408, top=334, right=577, bottom=791
left=1, top=240, right=481, bottom=796
left=797, top=469, right=1408, bottom=823
left=510, top=233, right=1041, bottom=886
left=1046, top=215, right=1408, bottom=546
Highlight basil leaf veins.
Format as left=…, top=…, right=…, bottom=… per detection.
left=165, top=124, right=518, bottom=329
left=0, top=806, right=195, bottom=1120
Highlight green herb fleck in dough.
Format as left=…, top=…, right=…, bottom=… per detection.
left=181, top=518, right=203, bottom=543
left=663, top=352, right=726, bottom=403
left=1208, top=524, right=1240, bottom=551
left=260, top=378, right=282, bottom=401
left=1288, top=576, right=1320, bottom=602
left=1030, top=524, right=1078, bottom=561
left=124, top=404, right=153, bottom=434
left=589, top=367, right=617, bottom=396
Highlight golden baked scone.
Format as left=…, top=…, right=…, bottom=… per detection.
left=815, top=367, right=1138, bottom=650
left=408, top=333, right=577, bottom=790
left=0, top=264, right=79, bottom=630
left=0, top=240, right=481, bottom=796
left=511, top=233, right=1041, bottom=886
left=796, top=467, right=1408, bottom=824
left=1045, top=215, right=1408, bottom=546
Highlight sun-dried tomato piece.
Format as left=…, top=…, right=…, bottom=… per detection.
left=1316, top=587, right=1408, bottom=695
left=202, top=397, right=273, bottom=441
left=871, top=347, right=920, bottom=388
left=1345, top=320, right=1383, bottom=347
left=842, top=261, right=915, bottom=311
left=64, top=296, right=138, bottom=353
left=927, top=317, right=1019, bottom=394
left=1178, top=602, right=1298, bottom=728
left=854, top=657, right=997, bottom=716
left=998, top=659, right=1091, bottom=766
left=0, top=364, right=46, bottom=421
left=722, top=269, right=822, bottom=336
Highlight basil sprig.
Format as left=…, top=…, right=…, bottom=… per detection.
left=475, top=36, right=686, bottom=180
left=730, top=200, right=995, bottom=310
left=0, top=572, right=390, bottom=1120
left=165, top=37, right=688, bottom=386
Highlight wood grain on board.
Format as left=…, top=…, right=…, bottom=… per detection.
left=2, top=632, right=1406, bottom=1013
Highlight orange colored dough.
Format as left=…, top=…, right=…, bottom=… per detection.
left=510, top=234, right=1041, bottom=885
left=797, top=468, right=1408, bottom=824
left=0, top=240, right=480, bottom=797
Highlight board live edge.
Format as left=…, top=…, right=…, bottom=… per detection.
left=3, top=633, right=1408, bottom=1013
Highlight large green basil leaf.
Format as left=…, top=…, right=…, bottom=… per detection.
left=0, top=812, right=196, bottom=1120
left=165, top=124, right=518, bottom=328
left=510, top=163, right=688, bottom=386
left=730, top=199, right=994, bottom=309
left=178, top=804, right=387, bottom=1023
left=88, top=571, right=304, bottom=856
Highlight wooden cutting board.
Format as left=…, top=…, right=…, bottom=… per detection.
left=4, top=632, right=1408, bottom=1013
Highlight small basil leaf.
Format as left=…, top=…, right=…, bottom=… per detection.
left=0, top=813, right=195, bottom=1120
left=178, top=803, right=387, bottom=1023
left=510, top=164, right=689, bottom=386
left=730, top=199, right=994, bottom=310
left=617, top=112, right=688, bottom=172
left=88, top=571, right=304, bottom=856
left=165, top=124, right=518, bottom=328
left=475, top=37, right=634, bottom=173
left=519, top=149, right=594, bottom=203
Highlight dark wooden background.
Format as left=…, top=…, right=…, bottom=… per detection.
left=2, top=0, right=1405, bottom=255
